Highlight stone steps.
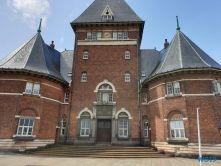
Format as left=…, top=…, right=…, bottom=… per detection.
left=27, top=145, right=172, bottom=158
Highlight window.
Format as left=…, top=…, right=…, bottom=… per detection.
left=143, top=119, right=148, bottom=138
left=97, top=84, right=113, bottom=103
left=17, top=118, right=34, bottom=136
left=118, top=119, right=128, bottom=137
left=213, top=81, right=221, bottom=94
left=80, top=119, right=90, bottom=136
left=67, top=72, right=72, bottom=77
left=102, top=7, right=113, bottom=20
left=25, top=82, right=40, bottom=95
left=61, top=118, right=66, bottom=135
left=81, top=73, right=87, bottom=82
left=142, top=93, right=147, bottom=103
left=64, top=92, right=69, bottom=103
left=170, top=120, right=185, bottom=138
left=83, top=51, right=88, bottom=59
left=166, top=82, right=180, bottom=96
left=113, top=32, right=128, bottom=40
left=125, top=51, right=130, bottom=59
left=125, top=73, right=130, bottom=82
left=87, top=32, right=101, bottom=40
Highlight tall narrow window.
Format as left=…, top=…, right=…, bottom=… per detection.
left=118, top=32, right=123, bottom=40
left=83, top=51, right=88, bottom=59
left=125, top=73, right=130, bottom=82
left=81, top=73, right=87, bottom=82
left=17, top=118, right=34, bottom=136
left=87, top=32, right=91, bottom=40
left=33, top=83, right=40, bottom=95
left=118, top=119, right=128, bottom=137
left=167, top=83, right=173, bottom=96
left=170, top=120, right=185, bottom=138
left=173, top=82, right=180, bottom=95
left=143, top=119, right=148, bottom=138
left=25, top=82, right=33, bottom=94
left=125, top=51, right=130, bottom=59
left=61, top=118, right=66, bottom=135
left=64, top=92, right=69, bottom=103
left=92, top=32, right=97, bottom=40
left=142, top=93, right=147, bottom=103
left=80, top=119, right=90, bottom=136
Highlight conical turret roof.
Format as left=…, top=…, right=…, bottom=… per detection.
left=151, top=30, right=221, bottom=77
left=0, top=33, right=65, bottom=82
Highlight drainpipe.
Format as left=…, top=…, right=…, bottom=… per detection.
left=66, top=27, right=78, bottom=145
left=136, top=22, right=141, bottom=146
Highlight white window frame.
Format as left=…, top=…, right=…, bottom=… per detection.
left=87, top=32, right=91, bottom=40
left=81, top=73, right=87, bottom=82
left=25, top=82, right=40, bottom=95
left=17, top=118, right=35, bottom=136
left=64, top=92, right=69, bottom=103
left=125, top=73, right=130, bottom=82
left=125, top=51, right=130, bottom=59
left=83, top=51, right=88, bottom=59
left=97, top=92, right=113, bottom=103
left=141, top=71, right=146, bottom=77
left=118, top=119, right=128, bottom=137
left=166, top=82, right=180, bottom=96
left=113, top=31, right=128, bottom=40
left=143, top=119, right=148, bottom=138
left=80, top=119, right=90, bottom=136
left=61, top=118, right=66, bottom=135
left=170, top=120, right=185, bottom=138
left=142, top=93, right=147, bottom=103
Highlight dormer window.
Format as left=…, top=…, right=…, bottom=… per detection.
left=101, top=5, right=114, bottom=20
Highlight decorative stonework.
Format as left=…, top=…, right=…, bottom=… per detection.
left=115, top=108, right=132, bottom=119
left=76, top=107, right=93, bottom=119
left=94, top=79, right=117, bottom=92
left=96, top=106, right=113, bottom=116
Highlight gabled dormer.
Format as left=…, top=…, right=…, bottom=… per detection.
left=101, top=5, right=114, bottom=20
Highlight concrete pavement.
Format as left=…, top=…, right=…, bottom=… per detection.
left=0, top=154, right=220, bottom=166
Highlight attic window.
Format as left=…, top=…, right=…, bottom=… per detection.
left=102, top=5, right=114, bottom=20
left=141, top=71, right=146, bottom=77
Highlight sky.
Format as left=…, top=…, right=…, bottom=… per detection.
left=0, top=0, right=221, bottom=64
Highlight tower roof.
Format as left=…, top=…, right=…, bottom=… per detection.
left=150, top=30, right=221, bottom=77
left=72, top=0, right=143, bottom=23
left=0, top=33, right=65, bottom=82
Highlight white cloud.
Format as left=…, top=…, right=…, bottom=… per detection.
left=60, top=37, right=64, bottom=43
left=7, top=0, right=51, bottom=29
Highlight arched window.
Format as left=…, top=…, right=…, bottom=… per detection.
left=97, top=84, right=113, bottom=103
left=125, top=73, right=130, bottom=82
left=143, top=119, right=148, bottom=138
left=80, top=112, right=91, bottom=136
left=118, top=112, right=129, bottom=138
left=125, top=51, right=130, bottom=59
left=83, top=51, right=88, bottom=59
left=81, top=73, right=87, bottom=82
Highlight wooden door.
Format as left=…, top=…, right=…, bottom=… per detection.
left=97, top=119, right=111, bottom=142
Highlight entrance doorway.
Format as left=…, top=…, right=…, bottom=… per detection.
left=97, top=119, right=111, bottom=143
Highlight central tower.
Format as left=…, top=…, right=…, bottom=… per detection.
left=69, top=0, right=144, bottom=145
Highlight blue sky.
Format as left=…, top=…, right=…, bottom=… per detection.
left=0, top=0, right=221, bottom=64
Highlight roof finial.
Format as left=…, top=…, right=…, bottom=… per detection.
left=37, top=19, right=42, bottom=33
left=176, top=16, right=180, bottom=31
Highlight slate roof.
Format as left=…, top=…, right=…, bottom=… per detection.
left=72, top=0, right=143, bottom=23
left=0, top=33, right=65, bottom=82
left=149, top=30, right=221, bottom=78
left=60, top=50, right=74, bottom=83
left=140, top=49, right=162, bottom=82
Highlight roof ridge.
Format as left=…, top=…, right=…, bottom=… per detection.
left=178, top=31, right=183, bottom=68
left=180, top=32, right=211, bottom=67
left=156, top=32, right=177, bottom=74
left=0, top=34, right=38, bottom=66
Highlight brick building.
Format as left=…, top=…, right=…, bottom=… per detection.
left=0, top=0, right=221, bottom=155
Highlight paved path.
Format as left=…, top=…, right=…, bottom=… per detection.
left=0, top=154, right=220, bottom=166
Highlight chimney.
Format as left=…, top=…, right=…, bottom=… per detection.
left=50, top=41, right=55, bottom=50
left=164, top=39, right=169, bottom=49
